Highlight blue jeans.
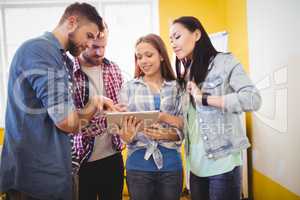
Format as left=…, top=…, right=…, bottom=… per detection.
left=126, top=170, right=183, bottom=200
left=190, top=166, right=241, bottom=200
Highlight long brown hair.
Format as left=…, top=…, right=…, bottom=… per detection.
left=134, top=34, right=176, bottom=81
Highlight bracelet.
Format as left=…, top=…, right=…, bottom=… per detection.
left=202, top=93, right=210, bottom=106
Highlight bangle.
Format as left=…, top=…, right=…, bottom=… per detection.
left=202, top=93, right=210, bottom=106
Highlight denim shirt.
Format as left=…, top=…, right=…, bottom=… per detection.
left=183, top=53, right=262, bottom=160
left=0, top=32, right=74, bottom=199
left=119, top=78, right=184, bottom=169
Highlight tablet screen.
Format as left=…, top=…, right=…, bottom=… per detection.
left=105, top=111, right=159, bottom=132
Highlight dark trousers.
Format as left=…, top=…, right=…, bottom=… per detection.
left=190, top=166, right=241, bottom=200
left=126, top=169, right=183, bottom=200
left=6, top=190, right=41, bottom=200
left=78, top=153, right=124, bottom=200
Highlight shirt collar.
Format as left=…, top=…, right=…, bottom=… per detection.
left=73, top=57, right=81, bottom=73
left=42, top=32, right=64, bottom=52
left=186, top=56, right=214, bottom=72
left=208, top=54, right=218, bottom=71
left=133, top=77, right=175, bottom=87
left=73, top=57, right=110, bottom=74
left=103, top=57, right=110, bottom=65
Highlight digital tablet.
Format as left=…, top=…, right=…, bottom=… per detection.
left=105, top=111, right=159, bottom=132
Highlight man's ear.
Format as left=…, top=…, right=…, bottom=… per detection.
left=66, top=16, right=78, bottom=32
left=195, top=29, right=201, bottom=42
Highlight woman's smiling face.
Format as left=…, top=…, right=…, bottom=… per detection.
left=135, top=42, right=162, bottom=78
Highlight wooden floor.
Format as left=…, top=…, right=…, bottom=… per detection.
left=123, top=194, right=191, bottom=200
left=0, top=192, right=191, bottom=200
left=0, top=194, right=190, bottom=200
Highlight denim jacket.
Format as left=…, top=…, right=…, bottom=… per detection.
left=183, top=53, right=262, bottom=160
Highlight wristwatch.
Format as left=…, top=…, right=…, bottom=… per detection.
left=202, top=93, right=210, bottom=106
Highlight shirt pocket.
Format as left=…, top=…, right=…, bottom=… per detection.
left=160, top=95, right=176, bottom=114
left=133, top=93, right=154, bottom=111
left=202, top=76, right=223, bottom=96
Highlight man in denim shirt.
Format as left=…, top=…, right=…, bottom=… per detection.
left=0, top=3, right=113, bottom=200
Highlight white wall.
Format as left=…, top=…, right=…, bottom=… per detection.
left=101, top=0, right=159, bottom=81
left=247, top=0, right=300, bottom=195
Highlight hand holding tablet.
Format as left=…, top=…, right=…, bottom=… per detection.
left=105, top=111, right=159, bottom=132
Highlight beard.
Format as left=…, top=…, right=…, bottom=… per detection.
left=67, top=31, right=81, bottom=57
left=82, top=52, right=102, bottom=66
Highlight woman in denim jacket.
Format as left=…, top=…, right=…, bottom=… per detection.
left=169, top=16, right=262, bottom=200
left=118, top=34, right=184, bottom=200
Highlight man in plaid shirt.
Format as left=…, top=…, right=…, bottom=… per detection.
left=70, top=24, right=125, bottom=200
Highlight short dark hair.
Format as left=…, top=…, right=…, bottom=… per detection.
left=59, top=2, right=104, bottom=31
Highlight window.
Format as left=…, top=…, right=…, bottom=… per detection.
left=103, top=1, right=158, bottom=80
left=0, top=0, right=159, bottom=127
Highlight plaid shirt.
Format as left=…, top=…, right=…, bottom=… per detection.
left=70, top=57, right=123, bottom=174
left=119, top=77, right=184, bottom=169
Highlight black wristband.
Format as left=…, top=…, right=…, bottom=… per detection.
left=202, top=93, right=210, bottom=106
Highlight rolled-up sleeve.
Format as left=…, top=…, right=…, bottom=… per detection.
left=174, top=89, right=185, bottom=142
left=224, top=62, right=262, bottom=113
left=174, top=89, right=184, bottom=116
left=24, top=45, right=75, bottom=124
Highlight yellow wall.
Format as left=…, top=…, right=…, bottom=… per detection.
left=159, top=0, right=227, bottom=55
left=0, top=128, right=3, bottom=145
left=224, top=0, right=249, bottom=72
left=254, top=170, right=300, bottom=200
